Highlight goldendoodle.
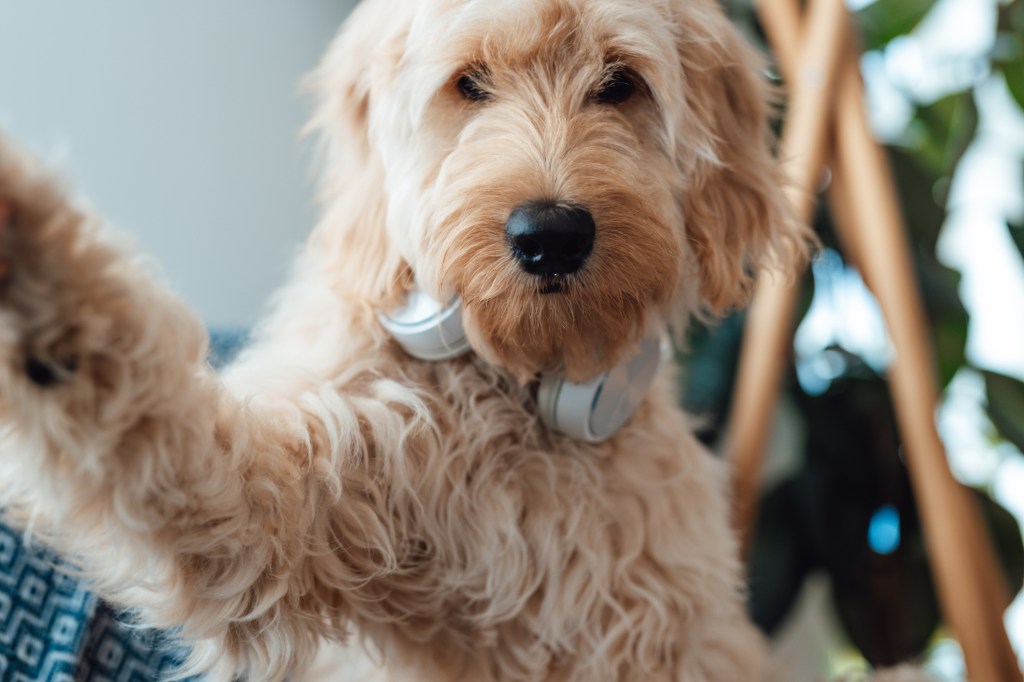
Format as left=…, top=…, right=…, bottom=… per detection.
left=0, top=1, right=925, bottom=680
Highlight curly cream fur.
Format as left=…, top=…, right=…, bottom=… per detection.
left=0, top=1, right=924, bottom=681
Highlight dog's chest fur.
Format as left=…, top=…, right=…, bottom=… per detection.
left=220, top=273, right=761, bottom=678
left=306, top=338, right=750, bottom=677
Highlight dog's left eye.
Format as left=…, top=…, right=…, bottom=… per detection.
left=594, top=68, right=638, bottom=105
left=457, top=73, right=491, bottom=102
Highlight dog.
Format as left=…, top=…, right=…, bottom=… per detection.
left=0, top=0, right=870, bottom=679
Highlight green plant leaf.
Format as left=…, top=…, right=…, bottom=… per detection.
left=1000, top=0, right=1024, bottom=34
left=887, top=148, right=946, bottom=250
left=983, top=371, right=1024, bottom=453
left=996, top=0, right=1024, bottom=110
left=748, top=477, right=815, bottom=635
left=912, top=253, right=969, bottom=388
left=1003, top=60, right=1024, bottom=112
left=904, top=92, right=979, bottom=182
left=677, top=312, right=746, bottom=445
left=1014, top=164, right=1024, bottom=261
left=978, top=489, right=1024, bottom=600
left=857, top=0, right=938, bottom=51
left=1009, top=222, right=1024, bottom=263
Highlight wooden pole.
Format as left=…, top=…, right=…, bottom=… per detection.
left=728, top=0, right=849, bottom=553
left=831, top=59, right=1020, bottom=682
left=744, top=1, right=1021, bottom=678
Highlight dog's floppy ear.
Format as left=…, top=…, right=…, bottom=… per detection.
left=673, top=4, right=811, bottom=314
left=304, top=1, right=412, bottom=310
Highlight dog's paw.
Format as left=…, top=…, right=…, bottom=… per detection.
left=0, top=148, right=93, bottom=390
left=0, top=136, right=207, bottom=425
left=0, top=137, right=154, bottom=400
left=1, top=210, right=57, bottom=386
left=0, top=198, right=76, bottom=388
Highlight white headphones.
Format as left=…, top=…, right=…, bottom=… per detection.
left=379, top=291, right=667, bottom=442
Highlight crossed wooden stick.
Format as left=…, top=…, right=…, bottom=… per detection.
left=725, top=0, right=1022, bottom=678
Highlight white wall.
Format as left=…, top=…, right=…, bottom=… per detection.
left=0, top=1, right=359, bottom=328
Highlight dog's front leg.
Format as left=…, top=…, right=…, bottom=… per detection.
left=0, top=139, right=390, bottom=681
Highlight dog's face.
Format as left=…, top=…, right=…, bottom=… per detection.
left=312, top=0, right=806, bottom=382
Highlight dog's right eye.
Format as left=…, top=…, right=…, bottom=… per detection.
left=594, top=67, right=638, bottom=105
left=457, top=73, right=490, bottom=102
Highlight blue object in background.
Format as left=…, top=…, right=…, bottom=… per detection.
left=868, top=504, right=902, bottom=556
left=207, top=328, right=249, bottom=368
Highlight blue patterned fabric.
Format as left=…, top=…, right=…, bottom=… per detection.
left=0, top=527, right=187, bottom=681
left=0, top=329, right=249, bottom=681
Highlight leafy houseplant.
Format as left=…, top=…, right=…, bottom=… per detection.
left=687, top=0, right=1024, bottom=671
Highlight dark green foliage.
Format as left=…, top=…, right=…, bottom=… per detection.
left=881, top=148, right=971, bottom=388
left=857, top=0, right=939, bottom=52
left=903, top=93, right=978, bottom=190
left=1010, top=221, right=1024, bottom=262
left=1004, top=58, right=1024, bottom=112
left=996, top=0, right=1024, bottom=111
left=677, top=313, right=746, bottom=445
left=915, top=251, right=969, bottom=389
left=747, top=357, right=1023, bottom=666
left=984, top=371, right=1024, bottom=453
left=886, top=149, right=948, bottom=250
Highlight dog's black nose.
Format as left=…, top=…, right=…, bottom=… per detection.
left=505, top=201, right=596, bottom=277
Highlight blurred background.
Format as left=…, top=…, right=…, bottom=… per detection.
left=0, top=0, right=358, bottom=327
left=1, top=1, right=1023, bottom=680
left=703, top=0, right=1024, bottom=679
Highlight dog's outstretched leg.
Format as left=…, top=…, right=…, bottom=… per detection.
left=0, top=138, right=409, bottom=681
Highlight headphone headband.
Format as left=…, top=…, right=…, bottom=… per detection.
left=379, top=291, right=665, bottom=442
left=378, top=290, right=470, bottom=361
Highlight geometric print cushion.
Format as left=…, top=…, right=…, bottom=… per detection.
left=0, top=329, right=248, bottom=681
left=0, top=526, right=188, bottom=681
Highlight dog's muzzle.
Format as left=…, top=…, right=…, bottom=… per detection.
left=379, top=292, right=666, bottom=442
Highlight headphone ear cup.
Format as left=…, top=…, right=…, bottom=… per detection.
left=537, top=372, right=601, bottom=442
left=379, top=291, right=470, bottom=361
left=538, top=334, right=667, bottom=442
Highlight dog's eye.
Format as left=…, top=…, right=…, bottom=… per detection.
left=457, top=73, right=490, bottom=102
left=595, top=68, right=638, bottom=105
